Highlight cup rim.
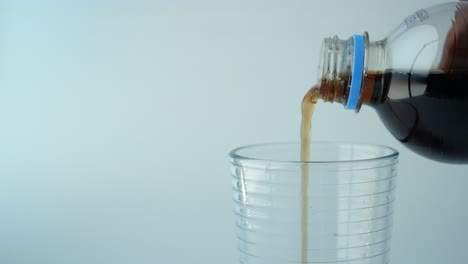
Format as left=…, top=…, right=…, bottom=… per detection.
left=229, top=141, right=399, bottom=165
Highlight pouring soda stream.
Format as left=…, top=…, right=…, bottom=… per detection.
left=232, top=2, right=468, bottom=263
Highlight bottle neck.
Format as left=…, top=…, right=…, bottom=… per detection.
left=317, top=33, right=386, bottom=111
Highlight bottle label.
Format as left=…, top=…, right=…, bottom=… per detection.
left=404, top=9, right=430, bottom=29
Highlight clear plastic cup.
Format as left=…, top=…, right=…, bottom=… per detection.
left=229, top=142, right=399, bottom=264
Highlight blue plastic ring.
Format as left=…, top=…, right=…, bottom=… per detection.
left=345, top=35, right=365, bottom=110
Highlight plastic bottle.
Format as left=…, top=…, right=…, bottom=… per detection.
left=316, top=2, right=468, bottom=164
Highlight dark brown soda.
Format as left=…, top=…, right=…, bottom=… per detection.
left=368, top=70, right=468, bottom=163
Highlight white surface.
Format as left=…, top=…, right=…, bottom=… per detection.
left=0, top=0, right=466, bottom=263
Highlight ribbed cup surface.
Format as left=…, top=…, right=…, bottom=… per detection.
left=230, top=143, right=398, bottom=264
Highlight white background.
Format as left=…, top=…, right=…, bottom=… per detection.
left=0, top=0, right=467, bottom=263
